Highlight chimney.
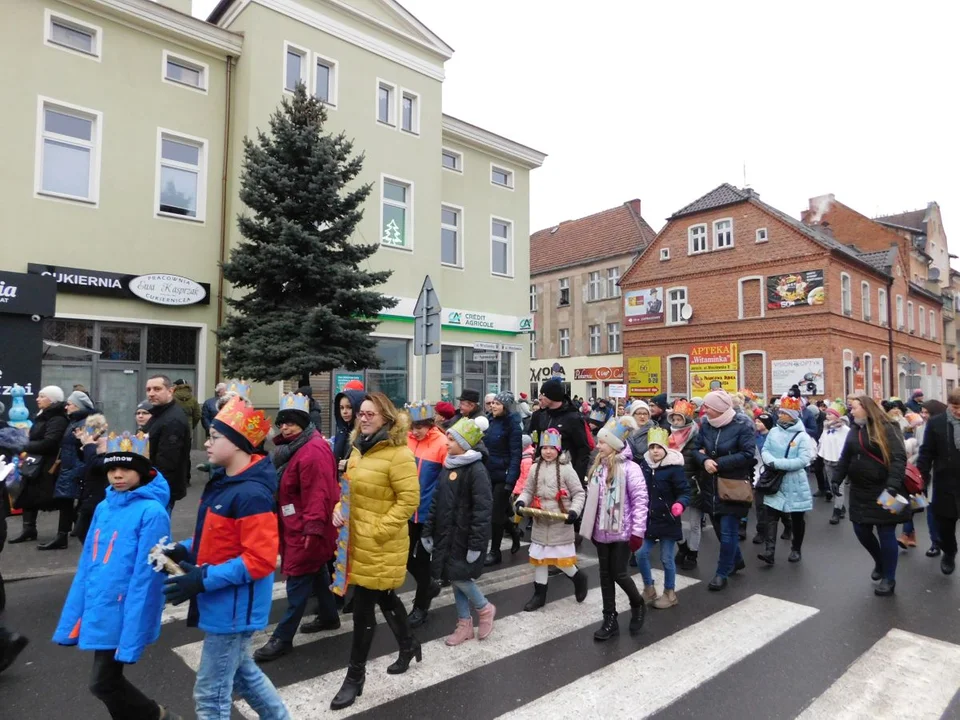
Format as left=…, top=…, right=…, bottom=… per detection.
left=818, top=221, right=835, bottom=239
left=157, top=0, right=193, bottom=15
left=626, top=199, right=641, bottom=218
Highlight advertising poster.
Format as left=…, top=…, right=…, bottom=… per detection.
left=872, top=366, right=883, bottom=402
left=574, top=367, right=624, bottom=381
left=624, top=287, right=664, bottom=325
left=689, top=343, right=738, bottom=372
left=627, top=356, right=661, bottom=394
left=334, top=373, right=364, bottom=393
left=767, top=270, right=825, bottom=309
left=771, top=359, right=825, bottom=396
left=691, top=371, right=739, bottom=398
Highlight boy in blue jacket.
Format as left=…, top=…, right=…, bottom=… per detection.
left=161, top=397, right=289, bottom=720
left=52, top=435, right=179, bottom=719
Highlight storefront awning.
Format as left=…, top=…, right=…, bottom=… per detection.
left=42, top=340, right=102, bottom=359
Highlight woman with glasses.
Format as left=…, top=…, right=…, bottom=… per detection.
left=330, top=393, right=420, bottom=711
left=626, top=400, right=656, bottom=460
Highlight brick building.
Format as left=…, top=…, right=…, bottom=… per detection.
left=620, top=184, right=944, bottom=404
left=529, top=199, right=656, bottom=399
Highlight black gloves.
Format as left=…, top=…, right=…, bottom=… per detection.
left=162, top=562, right=205, bottom=606
left=163, top=543, right=190, bottom=565
left=514, top=500, right=525, bottom=515
left=565, top=511, right=578, bottom=525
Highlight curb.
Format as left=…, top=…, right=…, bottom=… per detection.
left=5, top=567, right=78, bottom=583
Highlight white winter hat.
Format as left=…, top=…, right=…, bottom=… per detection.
left=39, top=385, right=65, bottom=403
left=628, top=400, right=650, bottom=416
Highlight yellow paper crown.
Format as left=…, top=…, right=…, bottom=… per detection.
left=647, top=427, right=669, bottom=448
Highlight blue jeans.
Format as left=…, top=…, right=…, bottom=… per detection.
left=903, top=507, right=940, bottom=545
left=635, top=538, right=677, bottom=590
left=853, top=523, right=899, bottom=581
left=450, top=580, right=488, bottom=620
left=194, top=631, right=290, bottom=720
left=712, top=514, right=744, bottom=579
left=273, top=567, right=339, bottom=643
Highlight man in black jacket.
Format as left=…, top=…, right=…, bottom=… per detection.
left=917, top=390, right=960, bottom=572
left=530, top=379, right=590, bottom=481
left=445, top=389, right=483, bottom=430
left=145, top=374, right=191, bottom=511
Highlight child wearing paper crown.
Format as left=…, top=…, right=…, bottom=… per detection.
left=635, top=427, right=690, bottom=610
left=819, top=402, right=851, bottom=525
left=160, top=397, right=289, bottom=720
left=580, top=415, right=648, bottom=641
left=52, top=435, right=180, bottom=719
left=514, top=428, right=588, bottom=610
left=421, top=415, right=496, bottom=646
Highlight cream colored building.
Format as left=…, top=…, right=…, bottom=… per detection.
left=2, top=0, right=543, bottom=431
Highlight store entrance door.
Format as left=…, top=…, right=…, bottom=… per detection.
left=98, top=366, right=140, bottom=433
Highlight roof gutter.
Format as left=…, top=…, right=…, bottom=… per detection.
left=214, top=54, right=234, bottom=384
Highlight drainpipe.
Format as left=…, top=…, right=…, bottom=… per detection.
left=215, top=55, right=234, bottom=384
left=887, top=277, right=895, bottom=394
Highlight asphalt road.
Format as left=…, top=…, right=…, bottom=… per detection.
left=3, top=490, right=960, bottom=719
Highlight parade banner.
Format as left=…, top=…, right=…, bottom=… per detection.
left=771, top=358, right=825, bottom=396
left=691, top=371, right=738, bottom=398
left=767, top=270, right=825, bottom=309
left=624, top=287, right=664, bottom=325
left=627, top=356, right=661, bottom=394
left=689, top=343, right=738, bottom=372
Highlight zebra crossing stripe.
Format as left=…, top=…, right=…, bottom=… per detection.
left=160, top=537, right=531, bottom=625
left=796, top=628, right=960, bottom=719
left=500, top=593, right=818, bottom=718
left=236, top=569, right=700, bottom=719
left=173, top=549, right=590, bottom=672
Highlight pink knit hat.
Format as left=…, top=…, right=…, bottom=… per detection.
left=703, top=390, right=733, bottom=413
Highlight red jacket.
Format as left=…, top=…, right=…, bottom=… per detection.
left=275, top=432, right=339, bottom=576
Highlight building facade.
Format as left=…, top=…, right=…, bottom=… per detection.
left=2, top=0, right=543, bottom=431
left=620, top=184, right=944, bottom=405
left=528, top=200, right=655, bottom=399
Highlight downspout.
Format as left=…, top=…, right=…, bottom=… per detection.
left=887, top=276, right=895, bottom=395
left=215, top=54, right=234, bottom=384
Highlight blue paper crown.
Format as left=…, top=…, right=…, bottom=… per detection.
left=542, top=428, right=563, bottom=449
left=405, top=402, right=435, bottom=422
left=280, top=392, right=310, bottom=413
left=605, top=418, right=634, bottom=443
left=224, top=380, right=251, bottom=398
left=105, top=431, right=149, bottom=457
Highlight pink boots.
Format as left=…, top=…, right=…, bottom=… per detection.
left=477, top=602, right=496, bottom=640
left=445, top=619, right=474, bottom=646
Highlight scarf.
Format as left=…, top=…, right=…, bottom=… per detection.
left=594, top=455, right=626, bottom=533
left=669, top=424, right=694, bottom=450
left=355, top=426, right=391, bottom=456
left=777, top=420, right=794, bottom=430
left=948, top=414, right=960, bottom=453
left=272, top=426, right=316, bottom=480
left=444, top=449, right=482, bottom=468
left=707, top=408, right=736, bottom=428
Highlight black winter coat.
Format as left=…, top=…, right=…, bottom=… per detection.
left=835, top=421, right=908, bottom=525
left=54, top=407, right=94, bottom=500
left=332, top=390, right=365, bottom=464
left=145, top=401, right=191, bottom=502
left=77, top=445, right=108, bottom=513
left=484, top=412, right=522, bottom=488
left=693, top=413, right=756, bottom=518
left=638, top=453, right=691, bottom=541
left=423, top=453, right=492, bottom=583
left=917, top=413, right=960, bottom=520
left=529, top=399, right=591, bottom=481
left=16, top=402, right=69, bottom=511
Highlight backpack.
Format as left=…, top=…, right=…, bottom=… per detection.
left=583, top=419, right=596, bottom=451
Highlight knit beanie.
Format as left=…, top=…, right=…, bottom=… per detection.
left=628, top=399, right=650, bottom=415
left=67, top=390, right=95, bottom=412
left=137, top=400, right=153, bottom=413
left=649, top=394, right=668, bottom=411
left=39, top=385, right=65, bottom=403
left=276, top=408, right=311, bottom=430
left=522, top=434, right=533, bottom=449
left=494, top=390, right=515, bottom=408
left=448, top=415, right=489, bottom=451
left=755, top=413, right=775, bottom=431
left=539, top=379, right=565, bottom=403
left=434, top=401, right=456, bottom=421
left=703, top=390, right=733, bottom=414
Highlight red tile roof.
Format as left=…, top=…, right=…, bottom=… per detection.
left=530, top=200, right=656, bottom=275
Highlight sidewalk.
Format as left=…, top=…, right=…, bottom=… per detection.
left=2, top=450, right=209, bottom=582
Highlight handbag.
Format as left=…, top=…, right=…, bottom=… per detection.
left=717, top=476, right=754, bottom=504
left=857, top=431, right=922, bottom=495
left=755, top=432, right=801, bottom=495
left=18, top=454, right=44, bottom=481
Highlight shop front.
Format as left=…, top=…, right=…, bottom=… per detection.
left=530, top=355, right=623, bottom=400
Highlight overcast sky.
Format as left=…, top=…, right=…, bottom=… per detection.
left=193, top=1, right=960, bottom=261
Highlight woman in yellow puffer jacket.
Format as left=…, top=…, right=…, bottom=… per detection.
left=330, top=392, right=420, bottom=711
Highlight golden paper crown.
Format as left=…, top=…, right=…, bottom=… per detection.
left=214, top=396, right=270, bottom=448
left=669, top=399, right=696, bottom=419
left=647, top=427, right=669, bottom=448
left=780, top=396, right=803, bottom=413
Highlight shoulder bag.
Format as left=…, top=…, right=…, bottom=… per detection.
left=755, top=432, right=801, bottom=495
left=858, top=430, right=922, bottom=495
left=708, top=427, right=754, bottom=505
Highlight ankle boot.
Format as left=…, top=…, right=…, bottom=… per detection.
left=8, top=525, right=37, bottom=544
left=628, top=604, right=645, bottom=634
left=675, top=541, right=689, bottom=561
left=387, top=636, right=422, bottom=674
left=523, top=582, right=547, bottom=611
left=508, top=523, right=522, bottom=554
left=484, top=550, right=502, bottom=567
left=330, top=663, right=366, bottom=710
left=38, top=533, right=68, bottom=551
left=380, top=591, right=420, bottom=675
left=593, top=612, right=619, bottom=641
left=829, top=507, right=842, bottom=525
left=680, top=550, right=698, bottom=570
left=757, top=519, right=777, bottom=565
left=570, top=570, right=588, bottom=603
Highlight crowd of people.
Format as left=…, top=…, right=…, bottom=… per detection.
left=1, top=373, right=958, bottom=717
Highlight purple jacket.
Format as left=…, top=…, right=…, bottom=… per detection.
left=586, top=444, right=649, bottom=544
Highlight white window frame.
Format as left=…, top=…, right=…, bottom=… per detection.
left=607, top=267, right=621, bottom=297
left=843, top=349, right=854, bottom=399
left=530, top=284, right=538, bottom=313
left=666, top=353, right=689, bottom=400
left=399, top=88, right=420, bottom=135
left=559, top=329, right=570, bottom=358
left=896, top=294, right=905, bottom=329
left=756, top=228, right=768, bottom=243
left=313, top=52, right=338, bottom=108
left=379, top=173, right=414, bottom=250
left=861, top=281, right=871, bottom=321
left=587, top=271, right=603, bottom=301
left=881, top=355, right=890, bottom=397
left=375, top=78, right=397, bottom=127
left=864, top=352, right=873, bottom=396
left=908, top=301, right=915, bottom=333
left=660, top=248, right=670, bottom=261
left=878, top=288, right=888, bottom=327
left=919, top=304, right=926, bottom=337
left=490, top=163, right=514, bottom=190
left=35, top=96, right=102, bottom=206
left=840, top=272, right=852, bottom=316
left=607, top=322, right=621, bottom=354
left=441, top=147, right=463, bottom=173
left=713, top=218, right=734, bottom=250
left=737, top=275, right=766, bottom=320
left=161, top=50, right=208, bottom=94
left=283, top=42, right=309, bottom=93
left=930, top=310, right=937, bottom=340
left=558, top=278, right=570, bottom=307
left=739, top=350, right=769, bottom=399
left=440, top=202, right=463, bottom=269
left=688, top=224, right=708, bottom=255
left=666, top=286, right=688, bottom=326
left=490, top=215, right=514, bottom=277
left=44, top=9, right=102, bottom=61
left=155, top=128, right=208, bottom=223
left=589, top=325, right=601, bottom=355
left=530, top=330, right=537, bottom=360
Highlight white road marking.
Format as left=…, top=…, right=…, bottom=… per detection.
left=236, top=569, right=700, bottom=719
left=796, top=628, right=960, bottom=719
left=500, top=594, right=819, bottom=719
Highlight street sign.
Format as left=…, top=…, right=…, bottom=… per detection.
left=414, top=275, right=441, bottom=357
left=473, top=351, right=498, bottom=361
left=472, top=341, right=500, bottom=352
left=500, top=342, right=524, bottom=352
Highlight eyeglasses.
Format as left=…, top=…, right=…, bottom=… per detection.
left=358, top=411, right=380, bottom=420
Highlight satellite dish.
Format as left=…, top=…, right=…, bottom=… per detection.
left=680, top=304, right=694, bottom=321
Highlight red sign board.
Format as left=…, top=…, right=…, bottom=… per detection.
left=574, top=367, right=624, bottom=381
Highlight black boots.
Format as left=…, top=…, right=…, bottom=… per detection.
left=484, top=550, right=502, bottom=567
left=788, top=550, right=802, bottom=563
left=508, top=523, right=522, bottom=554
left=707, top=575, right=728, bottom=591
left=570, top=571, right=588, bottom=603
left=593, top=612, right=619, bottom=641
left=757, top=520, right=777, bottom=565
left=38, top=533, right=68, bottom=551
left=387, top=637, right=422, bottom=675
left=330, top=663, right=366, bottom=710
left=523, top=583, right=547, bottom=611
left=628, top=605, right=645, bottom=635
left=875, top=578, right=896, bottom=596
left=253, top=638, right=292, bottom=662
left=941, top=554, right=956, bottom=575
left=680, top=550, right=698, bottom=570
left=829, top=507, right=842, bottom=525
left=301, top=615, right=341, bottom=634
left=8, top=526, right=37, bottom=544
left=0, top=630, right=29, bottom=675
left=380, top=592, right=421, bottom=675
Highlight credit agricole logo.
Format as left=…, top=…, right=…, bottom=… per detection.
left=519, top=318, right=532, bottom=331
left=448, top=311, right=462, bottom=324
